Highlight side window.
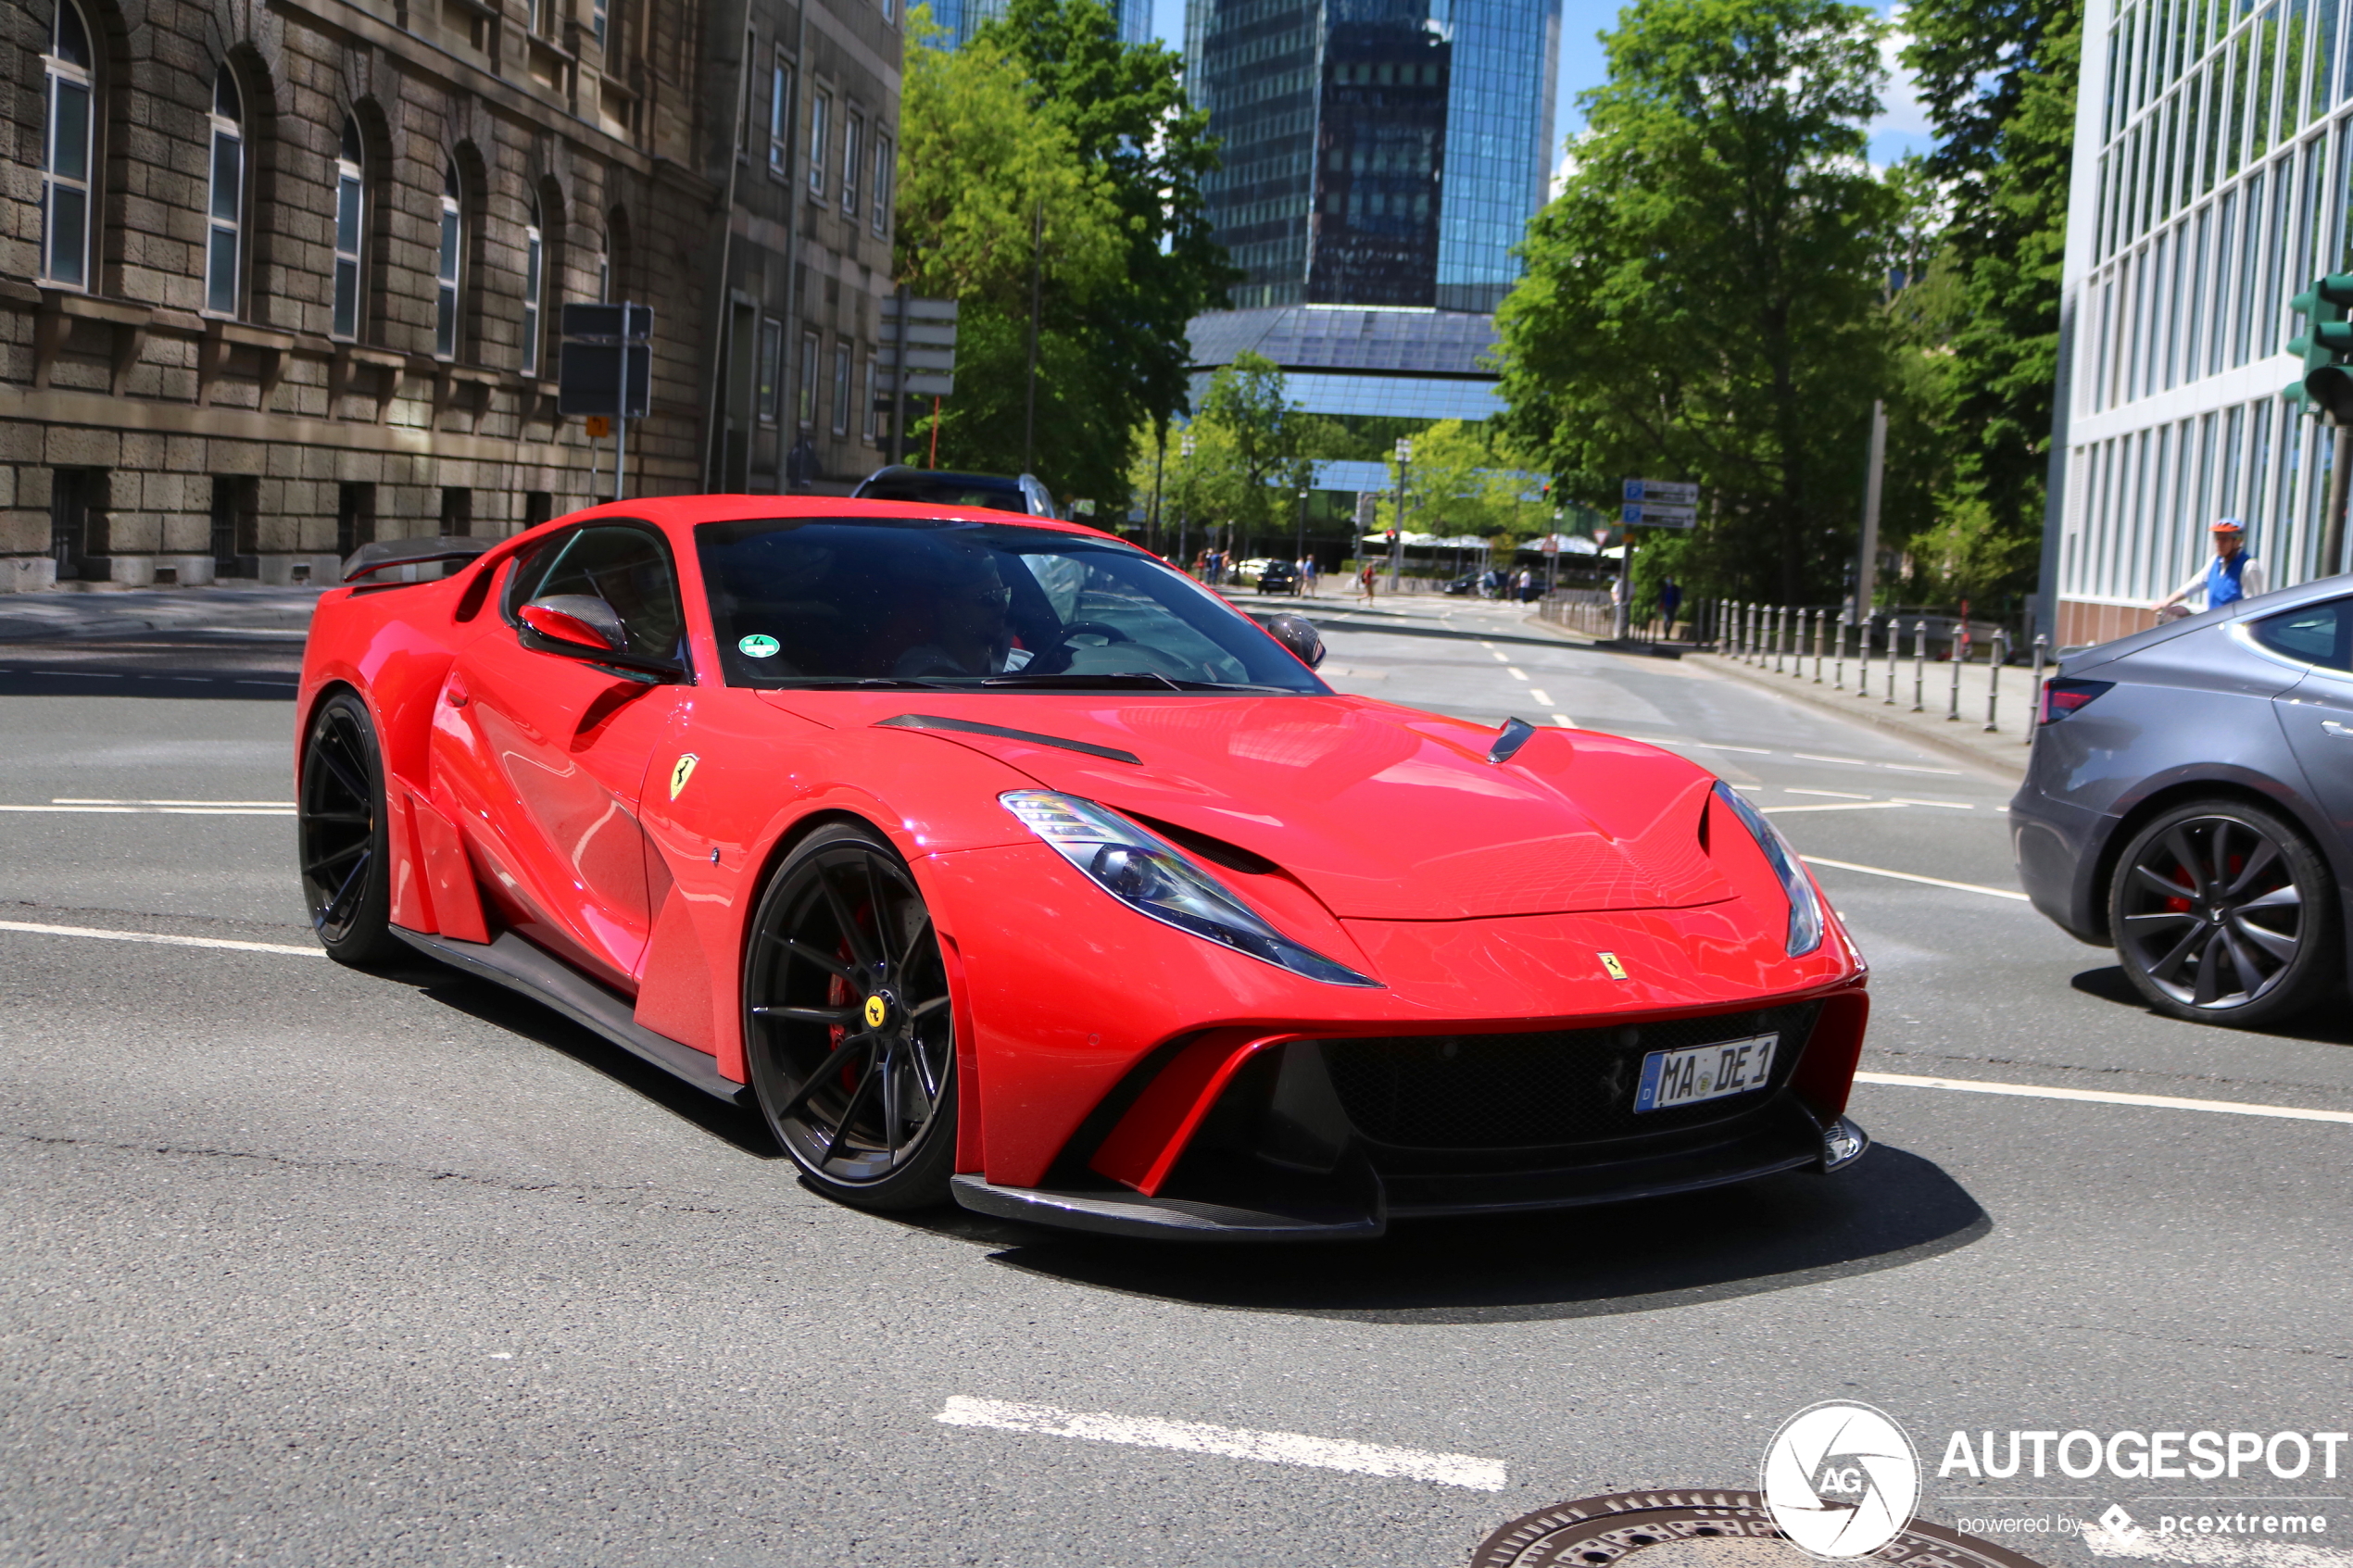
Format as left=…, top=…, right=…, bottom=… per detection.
left=507, top=525, right=686, bottom=662
left=2251, top=599, right=2353, bottom=671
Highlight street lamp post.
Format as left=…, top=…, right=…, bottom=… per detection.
left=1178, top=432, right=1196, bottom=576
left=1295, top=482, right=1309, bottom=593
left=1390, top=437, right=1411, bottom=591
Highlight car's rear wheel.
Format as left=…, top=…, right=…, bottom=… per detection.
left=298, top=691, right=404, bottom=967
left=2108, top=797, right=2341, bottom=1027
left=743, top=823, right=958, bottom=1210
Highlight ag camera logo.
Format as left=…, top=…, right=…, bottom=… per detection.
left=1762, top=1401, right=1923, bottom=1559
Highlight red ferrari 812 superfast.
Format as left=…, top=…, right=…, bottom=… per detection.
left=296, top=497, right=1871, bottom=1239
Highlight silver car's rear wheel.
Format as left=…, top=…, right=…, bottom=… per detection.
left=2108, top=798, right=2341, bottom=1027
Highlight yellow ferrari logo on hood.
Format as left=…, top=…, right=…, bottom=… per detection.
left=1598, top=951, right=1629, bottom=980
left=669, top=754, right=698, bottom=799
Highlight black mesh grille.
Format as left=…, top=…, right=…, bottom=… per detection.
left=1320, top=1003, right=1821, bottom=1150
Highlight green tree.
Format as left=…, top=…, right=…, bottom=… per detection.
left=1493, top=0, right=1900, bottom=604
left=1901, top=0, right=2081, bottom=608
left=894, top=11, right=1131, bottom=502
left=1195, top=351, right=1304, bottom=547
left=1390, top=421, right=1543, bottom=541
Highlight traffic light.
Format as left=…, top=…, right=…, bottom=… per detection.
left=2286, top=274, right=2353, bottom=420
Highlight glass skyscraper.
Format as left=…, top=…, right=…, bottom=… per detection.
left=1185, top=0, right=1558, bottom=308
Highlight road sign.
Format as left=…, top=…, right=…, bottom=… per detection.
left=879, top=295, right=957, bottom=399
left=560, top=302, right=652, bottom=341
left=583, top=415, right=610, bottom=439
left=558, top=302, right=653, bottom=418
left=1621, top=502, right=1698, bottom=529
left=1623, top=478, right=1700, bottom=506
left=1354, top=493, right=1379, bottom=527
left=1541, top=535, right=1560, bottom=555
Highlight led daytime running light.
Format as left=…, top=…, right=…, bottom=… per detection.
left=1714, top=781, right=1825, bottom=957
left=1000, top=791, right=1378, bottom=987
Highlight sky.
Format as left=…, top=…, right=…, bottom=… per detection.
left=1146, top=0, right=1940, bottom=182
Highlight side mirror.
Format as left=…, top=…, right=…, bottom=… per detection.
left=1264, top=612, right=1326, bottom=670
left=517, top=594, right=684, bottom=679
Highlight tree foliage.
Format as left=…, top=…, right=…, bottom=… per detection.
left=1493, top=0, right=1901, bottom=603
left=893, top=0, right=1232, bottom=510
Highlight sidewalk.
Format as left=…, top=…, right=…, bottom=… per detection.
left=1520, top=611, right=2037, bottom=778
left=0, top=584, right=324, bottom=643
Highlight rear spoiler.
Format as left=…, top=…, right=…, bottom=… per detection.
left=343, top=535, right=495, bottom=583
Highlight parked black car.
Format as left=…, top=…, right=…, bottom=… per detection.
left=1256, top=559, right=1301, bottom=595
left=2009, top=578, right=2353, bottom=1027
left=851, top=467, right=1057, bottom=517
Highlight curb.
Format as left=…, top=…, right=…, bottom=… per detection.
left=1690, top=651, right=2031, bottom=780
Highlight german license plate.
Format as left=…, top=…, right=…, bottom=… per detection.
left=1633, top=1033, right=1779, bottom=1113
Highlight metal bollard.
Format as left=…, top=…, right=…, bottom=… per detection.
left=2028, top=633, right=2048, bottom=743
left=1833, top=610, right=1847, bottom=689
left=1985, top=629, right=2007, bottom=732
left=1946, top=624, right=1964, bottom=721
left=1857, top=613, right=1872, bottom=696
left=1911, top=619, right=1928, bottom=711
left=1883, top=616, right=1898, bottom=705
left=1750, top=602, right=1761, bottom=664
left=1812, top=609, right=1826, bottom=682
left=1772, top=606, right=1785, bottom=673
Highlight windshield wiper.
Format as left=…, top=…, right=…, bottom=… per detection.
left=973, top=671, right=1186, bottom=691
left=762, top=676, right=959, bottom=690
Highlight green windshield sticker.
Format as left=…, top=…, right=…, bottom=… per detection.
left=737, top=633, right=781, bottom=659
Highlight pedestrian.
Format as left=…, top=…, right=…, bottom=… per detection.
left=1660, top=576, right=1682, bottom=631
left=1302, top=558, right=1317, bottom=596
left=2155, top=518, right=2267, bottom=621
left=1359, top=561, right=1377, bottom=601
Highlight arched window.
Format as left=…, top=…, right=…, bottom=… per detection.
left=41, top=0, right=95, bottom=289
left=434, top=159, right=461, bottom=358
left=206, top=67, right=245, bottom=316
left=331, top=115, right=364, bottom=340
left=521, top=193, right=544, bottom=376
left=597, top=228, right=610, bottom=303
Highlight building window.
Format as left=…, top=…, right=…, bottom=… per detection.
left=522, top=195, right=544, bottom=377
left=880, top=0, right=894, bottom=25
left=591, top=0, right=606, bottom=44
left=523, top=491, right=554, bottom=531
left=768, top=56, right=793, bottom=175
left=862, top=353, right=879, bottom=442
left=598, top=228, right=610, bottom=303
left=40, top=0, right=94, bottom=290
left=210, top=475, right=258, bottom=575
left=809, top=90, right=831, bottom=197
left=335, top=482, right=377, bottom=557
left=758, top=318, right=783, bottom=421
left=440, top=486, right=473, bottom=536
left=842, top=112, right=862, bottom=212
left=799, top=328, right=818, bottom=425
left=206, top=67, right=245, bottom=317
left=831, top=341, right=850, bottom=435
left=331, top=116, right=365, bottom=340
left=435, top=160, right=462, bottom=358
left=872, top=133, right=893, bottom=235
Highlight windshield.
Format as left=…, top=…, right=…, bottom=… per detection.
left=853, top=473, right=1029, bottom=514
left=696, top=518, right=1327, bottom=693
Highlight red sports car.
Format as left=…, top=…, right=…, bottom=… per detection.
left=296, top=497, right=1871, bottom=1240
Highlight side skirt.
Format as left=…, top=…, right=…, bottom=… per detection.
left=391, top=925, right=754, bottom=1109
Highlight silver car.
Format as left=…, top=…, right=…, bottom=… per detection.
left=2009, top=576, right=2352, bottom=1027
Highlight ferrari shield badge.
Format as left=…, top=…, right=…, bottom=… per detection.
left=863, top=995, right=888, bottom=1029
left=1598, top=951, right=1629, bottom=980
left=669, top=753, right=698, bottom=800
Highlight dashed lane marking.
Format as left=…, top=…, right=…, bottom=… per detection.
left=936, top=1397, right=1508, bottom=1491
left=1856, top=1072, right=2353, bottom=1125
left=1801, top=855, right=2030, bottom=900
left=56, top=797, right=291, bottom=808
left=1762, top=800, right=1912, bottom=815
left=1551, top=712, right=1575, bottom=727
left=0, top=919, right=323, bottom=958
left=1785, top=788, right=1871, bottom=799
left=0, top=804, right=294, bottom=816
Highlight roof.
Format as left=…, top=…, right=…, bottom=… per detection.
left=1188, top=307, right=1501, bottom=379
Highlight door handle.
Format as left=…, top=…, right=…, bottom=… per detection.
left=2324, top=720, right=2353, bottom=738
left=444, top=678, right=470, bottom=708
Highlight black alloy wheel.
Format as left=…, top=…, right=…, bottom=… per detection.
left=298, top=691, right=403, bottom=966
left=743, top=823, right=958, bottom=1209
left=2108, top=797, right=2341, bottom=1027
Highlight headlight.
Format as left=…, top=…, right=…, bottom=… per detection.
left=1714, top=781, right=1825, bottom=956
left=1000, top=791, right=1379, bottom=987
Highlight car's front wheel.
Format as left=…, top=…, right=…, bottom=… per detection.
left=743, top=823, right=958, bottom=1209
left=2108, top=797, right=2342, bottom=1027
left=298, top=691, right=404, bottom=967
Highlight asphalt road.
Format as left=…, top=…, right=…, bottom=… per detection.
left=3, top=588, right=2348, bottom=1568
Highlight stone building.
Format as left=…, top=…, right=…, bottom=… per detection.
left=1, top=0, right=902, bottom=591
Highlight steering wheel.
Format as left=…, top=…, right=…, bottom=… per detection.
left=1026, top=621, right=1134, bottom=674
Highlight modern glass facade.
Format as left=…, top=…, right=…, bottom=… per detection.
left=929, top=0, right=1148, bottom=47
left=1186, top=0, right=1557, bottom=308
left=2052, top=0, right=2353, bottom=645
left=1186, top=303, right=1505, bottom=420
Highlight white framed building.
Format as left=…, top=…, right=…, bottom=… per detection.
left=2048, top=0, right=2353, bottom=646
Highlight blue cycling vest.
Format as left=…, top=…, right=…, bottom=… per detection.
left=2207, top=551, right=2248, bottom=608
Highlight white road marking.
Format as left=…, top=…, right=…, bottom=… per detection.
left=1800, top=855, right=2031, bottom=900
left=1490, top=650, right=1509, bottom=661
left=1858, top=1071, right=2353, bottom=1125
left=1506, top=667, right=1529, bottom=680
left=0, top=918, right=324, bottom=958
left=1784, top=788, right=1871, bottom=799
left=1882, top=762, right=1965, bottom=774
left=1528, top=687, right=1554, bottom=705
left=1793, top=752, right=1872, bottom=767
left=1648, top=737, right=1776, bottom=755
left=1763, top=801, right=1913, bottom=815
left=1551, top=711, right=1575, bottom=727
left=0, top=804, right=294, bottom=816
left=54, top=797, right=291, bottom=807
left=1890, top=797, right=1974, bottom=809
left=937, top=1397, right=1507, bottom=1491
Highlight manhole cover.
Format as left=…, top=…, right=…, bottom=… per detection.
left=1472, top=1490, right=2050, bottom=1568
